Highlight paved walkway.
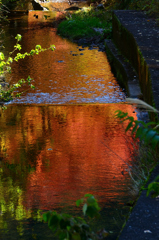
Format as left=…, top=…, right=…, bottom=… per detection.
left=113, top=10, right=159, bottom=110
left=114, top=11, right=159, bottom=240
left=118, top=165, right=159, bottom=240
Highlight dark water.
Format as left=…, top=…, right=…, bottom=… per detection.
left=0, top=13, right=137, bottom=239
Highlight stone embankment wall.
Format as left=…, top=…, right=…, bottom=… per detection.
left=105, top=10, right=159, bottom=118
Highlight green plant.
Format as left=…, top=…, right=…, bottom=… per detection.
left=147, top=175, right=159, bottom=198
left=43, top=194, right=108, bottom=240
left=115, top=107, right=159, bottom=199
left=57, top=8, right=112, bottom=41
left=57, top=0, right=159, bottom=42
left=115, top=110, right=159, bottom=149
left=0, top=34, right=55, bottom=102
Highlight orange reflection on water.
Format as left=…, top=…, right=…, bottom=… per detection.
left=0, top=103, right=137, bottom=211
left=28, top=11, right=57, bottom=26
left=4, top=27, right=124, bottom=104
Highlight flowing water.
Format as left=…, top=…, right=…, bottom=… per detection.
left=0, top=13, right=138, bottom=239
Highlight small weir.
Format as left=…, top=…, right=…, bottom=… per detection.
left=0, top=11, right=138, bottom=239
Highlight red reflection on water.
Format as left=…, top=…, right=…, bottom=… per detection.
left=0, top=104, right=137, bottom=210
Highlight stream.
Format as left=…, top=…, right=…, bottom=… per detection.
left=0, top=12, right=138, bottom=240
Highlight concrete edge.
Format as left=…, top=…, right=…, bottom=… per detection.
left=104, top=39, right=141, bottom=98
left=112, top=10, right=159, bottom=120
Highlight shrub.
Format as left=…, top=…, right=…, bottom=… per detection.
left=43, top=194, right=109, bottom=240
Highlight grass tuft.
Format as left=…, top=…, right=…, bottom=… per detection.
left=57, top=8, right=112, bottom=41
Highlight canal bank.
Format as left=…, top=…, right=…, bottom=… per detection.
left=105, top=10, right=159, bottom=118
left=104, top=10, right=159, bottom=240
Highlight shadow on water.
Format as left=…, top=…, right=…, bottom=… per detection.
left=0, top=13, right=138, bottom=239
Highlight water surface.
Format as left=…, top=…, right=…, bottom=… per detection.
left=0, top=14, right=138, bottom=240
left=2, top=15, right=124, bottom=104
left=0, top=103, right=137, bottom=239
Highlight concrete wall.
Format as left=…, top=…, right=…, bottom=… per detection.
left=112, top=11, right=157, bottom=119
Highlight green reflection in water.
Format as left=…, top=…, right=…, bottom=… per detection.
left=0, top=103, right=137, bottom=239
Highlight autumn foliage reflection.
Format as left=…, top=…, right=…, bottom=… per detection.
left=0, top=104, right=137, bottom=214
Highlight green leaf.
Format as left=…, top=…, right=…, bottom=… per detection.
left=144, top=130, right=157, bottom=144
left=48, top=213, right=60, bottom=231
left=43, top=211, right=52, bottom=222
left=86, top=206, right=99, bottom=218
left=131, top=122, right=139, bottom=134
left=8, top=57, right=13, bottom=63
left=87, top=195, right=96, bottom=205
left=15, top=44, right=22, bottom=51
left=140, top=128, right=149, bottom=141
left=83, top=203, right=87, bottom=215
left=27, top=76, right=32, bottom=84
left=145, top=121, right=157, bottom=128
left=18, top=79, right=25, bottom=84
left=30, top=50, right=35, bottom=55
left=147, top=182, right=159, bottom=197
left=135, top=127, right=143, bottom=138
left=15, top=93, right=22, bottom=98
left=76, top=198, right=83, bottom=207
left=150, top=135, right=159, bottom=149
left=124, top=116, right=134, bottom=122
left=14, top=83, right=21, bottom=88
left=125, top=121, right=133, bottom=132
left=15, top=34, right=22, bottom=41
left=35, top=45, right=42, bottom=50
left=0, top=52, right=5, bottom=60
left=31, top=84, right=35, bottom=89
left=50, top=45, right=56, bottom=51
left=115, top=110, right=128, bottom=119
left=155, top=175, right=159, bottom=182
left=67, top=225, right=71, bottom=231
left=84, top=193, right=93, bottom=198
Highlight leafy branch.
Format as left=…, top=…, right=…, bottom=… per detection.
left=0, top=76, right=35, bottom=102
left=146, top=175, right=159, bottom=198
left=115, top=109, right=159, bottom=199
left=43, top=194, right=108, bottom=240
left=0, top=34, right=55, bottom=102
left=115, top=110, right=159, bottom=149
left=0, top=34, right=55, bottom=75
